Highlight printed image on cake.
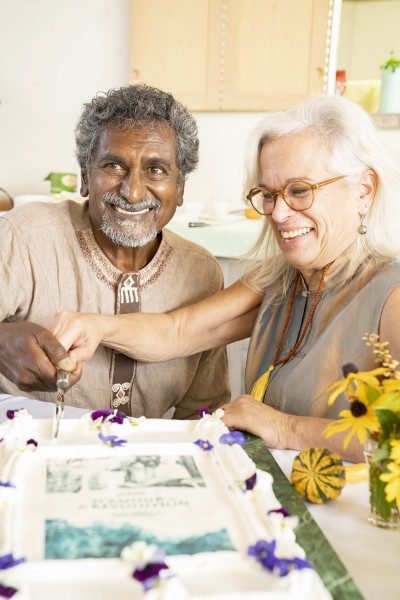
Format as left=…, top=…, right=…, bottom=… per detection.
left=0, top=408, right=331, bottom=599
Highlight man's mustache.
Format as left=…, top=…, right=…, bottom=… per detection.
left=102, top=192, right=161, bottom=212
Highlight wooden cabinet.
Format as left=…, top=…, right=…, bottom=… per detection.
left=129, top=0, right=331, bottom=111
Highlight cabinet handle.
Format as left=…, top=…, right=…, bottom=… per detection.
left=131, top=68, right=140, bottom=80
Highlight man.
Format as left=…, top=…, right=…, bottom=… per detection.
left=0, top=84, right=230, bottom=418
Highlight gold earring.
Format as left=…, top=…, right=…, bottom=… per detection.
left=358, top=214, right=367, bottom=235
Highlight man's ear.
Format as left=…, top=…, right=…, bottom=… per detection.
left=358, top=169, right=377, bottom=213
left=80, top=171, right=89, bottom=198
left=177, top=181, right=185, bottom=207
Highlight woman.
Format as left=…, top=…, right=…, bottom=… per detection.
left=48, top=95, right=400, bottom=462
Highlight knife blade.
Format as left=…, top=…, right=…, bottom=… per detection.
left=52, top=369, right=70, bottom=439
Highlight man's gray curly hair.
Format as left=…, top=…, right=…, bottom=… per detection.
left=75, top=84, right=199, bottom=183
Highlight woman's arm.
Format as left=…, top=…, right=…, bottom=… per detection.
left=221, top=396, right=364, bottom=463
left=379, top=284, right=400, bottom=360
left=46, top=280, right=263, bottom=364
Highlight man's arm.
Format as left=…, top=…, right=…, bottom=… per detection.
left=0, top=216, right=80, bottom=392
left=46, top=280, right=263, bottom=363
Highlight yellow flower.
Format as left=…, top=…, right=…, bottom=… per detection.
left=327, top=368, right=387, bottom=406
left=323, top=402, right=380, bottom=450
left=380, top=461, right=400, bottom=508
left=389, top=439, right=400, bottom=462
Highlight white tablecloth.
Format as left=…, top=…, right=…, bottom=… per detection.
left=0, top=394, right=90, bottom=420
left=271, top=449, right=400, bottom=600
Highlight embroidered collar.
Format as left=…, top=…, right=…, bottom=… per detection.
left=76, top=228, right=173, bottom=290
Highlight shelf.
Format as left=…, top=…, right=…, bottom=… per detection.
left=370, top=113, right=400, bottom=129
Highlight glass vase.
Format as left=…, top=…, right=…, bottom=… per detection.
left=363, top=432, right=400, bottom=529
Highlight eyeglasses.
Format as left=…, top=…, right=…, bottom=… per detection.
left=246, top=174, right=347, bottom=215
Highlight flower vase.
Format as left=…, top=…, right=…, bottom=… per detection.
left=363, top=432, right=400, bottom=529
left=379, top=67, right=400, bottom=113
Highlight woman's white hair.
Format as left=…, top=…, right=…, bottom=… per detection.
left=242, top=94, right=400, bottom=298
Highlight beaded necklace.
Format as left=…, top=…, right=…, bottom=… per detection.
left=250, top=262, right=332, bottom=402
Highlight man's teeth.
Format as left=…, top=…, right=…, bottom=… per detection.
left=281, top=227, right=312, bottom=239
left=115, top=206, right=150, bottom=215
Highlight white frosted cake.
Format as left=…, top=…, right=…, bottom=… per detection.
left=0, top=408, right=330, bottom=599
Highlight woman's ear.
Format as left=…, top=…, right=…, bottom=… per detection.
left=358, top=169, right=377, bottom=214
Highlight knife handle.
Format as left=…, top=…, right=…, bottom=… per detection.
left=56, top=370, right=70, bottom=391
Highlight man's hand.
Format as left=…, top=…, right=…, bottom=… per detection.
left=0, top=322, right=81, bottom=392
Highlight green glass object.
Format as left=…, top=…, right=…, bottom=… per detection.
left=364, top=432, right=400, bottom=529
left=44, top=172, right=77, bottom=194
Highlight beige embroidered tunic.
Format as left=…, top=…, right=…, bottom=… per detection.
left=0, top=200, right=230, bottom=418
left=246, top=255, right=400, bottom=419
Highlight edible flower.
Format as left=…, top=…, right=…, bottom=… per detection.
left=129, top=416, right=146, bottom=427
left=91, top=409, right=127, bottom=424
left=266, top=509, right=300, bottom=542
left=268, top=507, right=290, bottom=518
left=0, top=482, right=14, bottom=489
left=121, top=541, right=169, bottom=590
left=98, top=433, right=127, bottom=448
left=0, top=583, right=18, bottom=598
left=243, top=472, right=257, bottom=491
left=247, top=540, right=311, bottom=576
left=198, top=407, right=211, bottom=418
left=19, top=438, right=38, bottom=454
left=5, top=410, right=22, bottom=421
left=0, top=554, right=25, bottom=598
left=0, top=554, right=25, bottom=570
left=194, top=439, right=214, bottom=452
left=219, top=431, right=247, bottom=446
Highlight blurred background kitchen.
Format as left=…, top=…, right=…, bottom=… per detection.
left=1, top=0, right=400, bottom=207
left=1, top=0, right=400, bottom=395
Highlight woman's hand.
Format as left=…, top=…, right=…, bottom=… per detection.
left=221, top=395, right=364, bottom=462
left=221, top=395, right=292, bottom=449
left=43, top=312, right=104, bottom=363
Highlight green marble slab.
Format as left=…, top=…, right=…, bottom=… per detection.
left=244, top=435, right=365, bottom=600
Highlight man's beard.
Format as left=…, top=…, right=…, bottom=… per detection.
left=100, top=191, right=162, bottom=248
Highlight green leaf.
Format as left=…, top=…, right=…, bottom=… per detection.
left=376, top=409, right=400, bottom=440
left=380, top=51, right=400, bottom=72
left=369, top=462, right=396, bottom=520
left=373, top=441, right=390, bottom=462
left=379, top=392, right=400, bottom=411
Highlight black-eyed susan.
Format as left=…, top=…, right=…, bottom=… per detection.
left=323, top=334, right=400, bottom=526
left=323, top=401, right=380, bottom=449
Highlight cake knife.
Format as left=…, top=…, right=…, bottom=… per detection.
left=52, top=369, right=69, bottom=439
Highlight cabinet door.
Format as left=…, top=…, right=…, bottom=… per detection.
left=130, top=0, right=222, bottom=110
left=222, top=0, right=329, bottom=110
left=130, top=0, right=330, bottom=111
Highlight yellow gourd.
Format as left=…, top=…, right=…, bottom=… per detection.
left=291, top=448, right=346, bottom=504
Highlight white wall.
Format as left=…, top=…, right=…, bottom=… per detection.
left=338, top=0, right=400, bottom=80
left=0, top=0, right=263, bottom=212
left=1, top=0, right=400, bottom=212
left=1, top=0, right=131, bottom=196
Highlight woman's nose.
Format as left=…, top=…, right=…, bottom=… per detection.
left=270, top=193, right=296, bottom=221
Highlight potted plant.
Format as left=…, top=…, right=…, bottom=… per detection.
left=379, top=51, right=400, bottom=113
